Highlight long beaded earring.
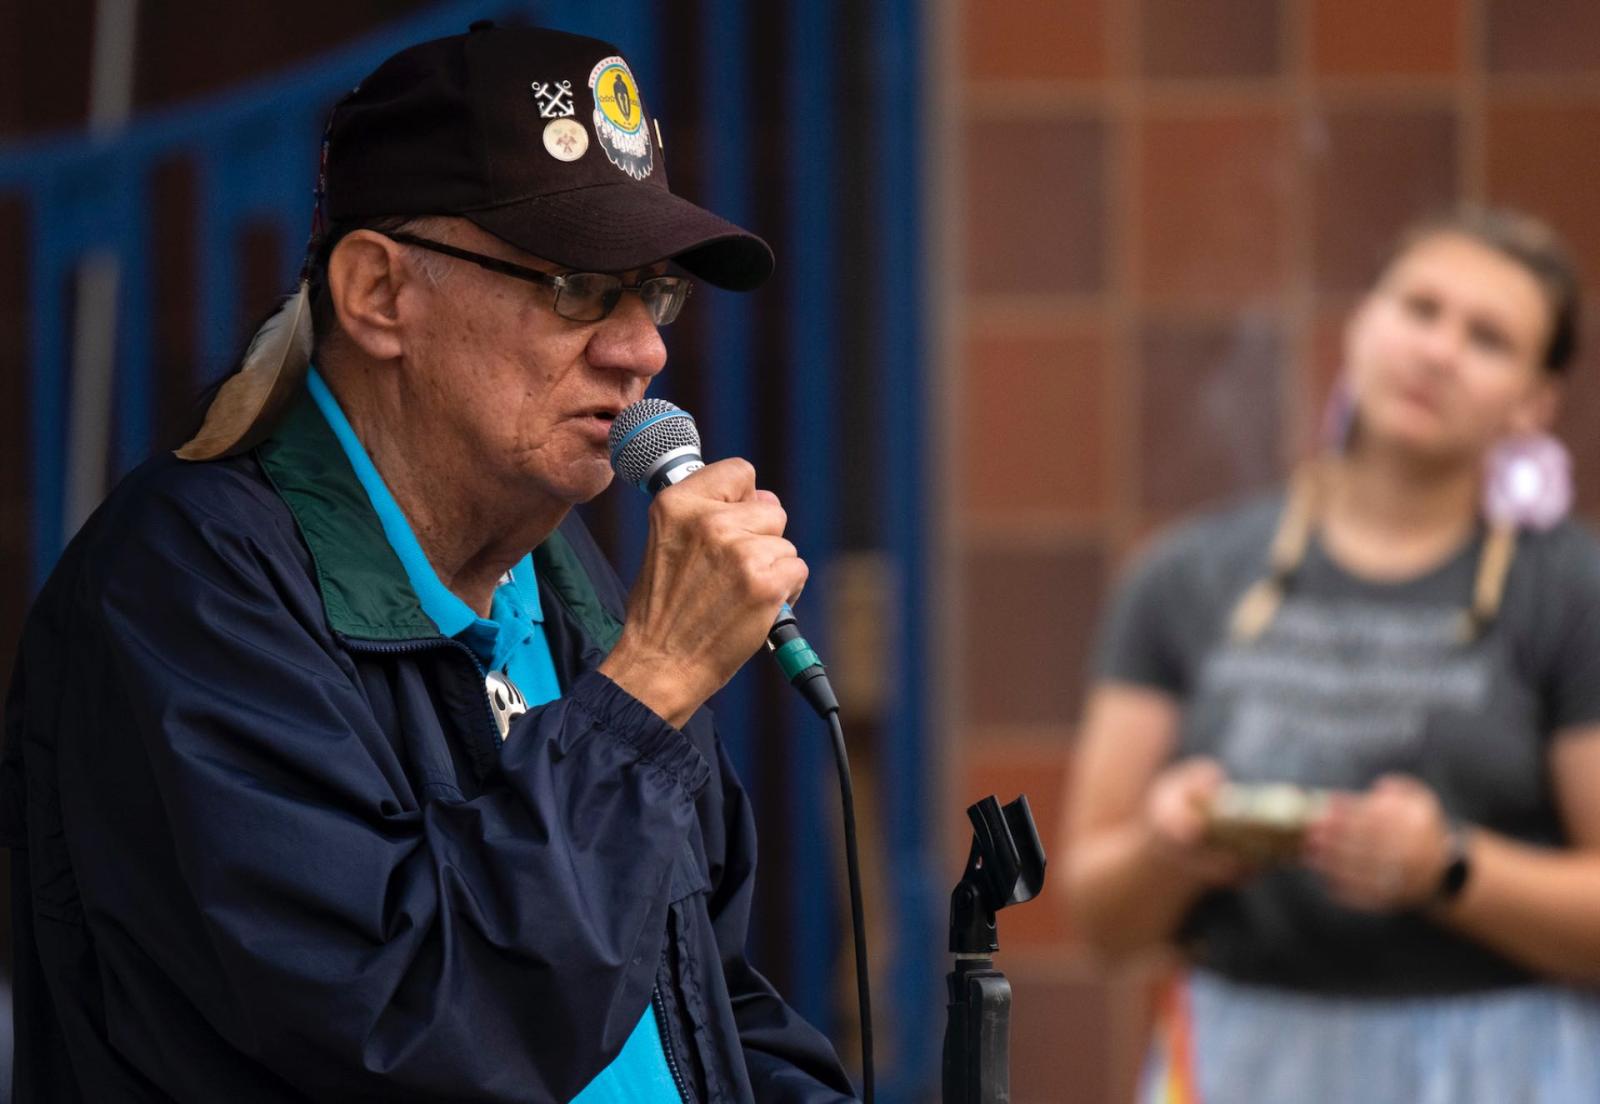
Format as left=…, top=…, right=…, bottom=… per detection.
left=1483, top=434, right=1574, bottom=532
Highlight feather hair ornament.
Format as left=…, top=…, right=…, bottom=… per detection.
left=175, top=280, right=314, bottom=460
left=177, top=92, right=341, bottom=462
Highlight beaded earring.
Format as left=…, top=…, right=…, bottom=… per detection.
left=1482, top=433, right=1574, bottom=532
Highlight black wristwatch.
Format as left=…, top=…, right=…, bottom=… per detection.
left=1432, top=821, right=1473, bottom=903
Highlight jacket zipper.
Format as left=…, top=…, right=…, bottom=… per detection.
left=340, top=636, right=504, bottom=748
left=652, top=983, right=692, bottom=1104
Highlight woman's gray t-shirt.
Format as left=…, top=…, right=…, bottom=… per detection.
left=1097, top=491, right=1600, bottom=995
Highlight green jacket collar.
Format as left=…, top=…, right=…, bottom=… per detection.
left=255, top=388, right=620, bottom=650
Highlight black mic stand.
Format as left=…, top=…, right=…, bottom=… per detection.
left=942, top=795, right=1047, bottom=1104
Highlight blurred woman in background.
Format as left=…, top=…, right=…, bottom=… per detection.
left=1061, top=207, right=1600, bottom=1103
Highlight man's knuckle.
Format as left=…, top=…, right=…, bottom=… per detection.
left=651, top=489, right=682, bottom=520
left=704, top=512, right=740, bottom=544
left=739, top=548, right=771, bottom=579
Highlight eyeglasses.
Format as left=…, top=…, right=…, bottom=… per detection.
left=382, top=230, right=693, bottom=325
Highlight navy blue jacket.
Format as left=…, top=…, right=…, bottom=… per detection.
left=1, top=392, right=855, bottom=1103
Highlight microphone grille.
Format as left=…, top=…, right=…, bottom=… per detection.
left=608, top=398, right=702, bottom=488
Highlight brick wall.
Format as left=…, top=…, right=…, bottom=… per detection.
left=943, top=1, right=1600, bottom=1100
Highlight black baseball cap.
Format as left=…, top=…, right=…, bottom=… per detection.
left=323, top=21, right=773, bottom=290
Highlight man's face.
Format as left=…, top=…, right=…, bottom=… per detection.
left=397, top=219, right=668, bottom=508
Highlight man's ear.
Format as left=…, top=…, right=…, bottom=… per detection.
left=326, top=231, right=411, bottom=361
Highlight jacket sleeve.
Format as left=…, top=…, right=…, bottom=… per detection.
left=706, top=738, right=859, bottom=1103
left=74, top=479, right=703, bottom=1102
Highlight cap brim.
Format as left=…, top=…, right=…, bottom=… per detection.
left=463, top=183, right=774, bottom=291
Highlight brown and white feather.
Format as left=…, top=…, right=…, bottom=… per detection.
left=175, top=280, right=313, bottom=460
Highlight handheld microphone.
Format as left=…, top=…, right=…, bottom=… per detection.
left=608, top=398, right=839, bottom=717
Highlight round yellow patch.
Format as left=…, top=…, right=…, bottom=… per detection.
left=593, top=63, right=643, bottom=134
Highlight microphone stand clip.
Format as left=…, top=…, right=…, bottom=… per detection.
left=942, top=794, right=1047, bottom=1104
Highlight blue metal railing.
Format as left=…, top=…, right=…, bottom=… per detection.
left=870, top=1, right=939, bottom=1095
left=785, top=0, right=843, bottom=1039
left=1, top=2, right=936, bottom=1098
left=699, top=0, right=759, bottom=798
left=4, top=0, right=522, bottom=590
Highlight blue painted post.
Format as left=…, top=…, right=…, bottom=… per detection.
left=698, top=0, right=758, bottom=788
left=195, top=146, right=238, bottom=382
left=28, top=190, right=70, bottom=590
left=872, top=1, right=936, bottom=1098
left=114, top=162, right=154, bottom=475
left=270, top=107, right=321, bottom=291
left=785, top=0, right=841, bottom=1044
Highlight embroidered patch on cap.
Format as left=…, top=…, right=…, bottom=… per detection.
left=588, top=55, right=652, bottom=181
left=543, top=117, right=588, bottom=161
left=532, top=79, right=575, bottom=119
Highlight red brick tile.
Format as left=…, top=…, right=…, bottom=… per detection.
left=1311, top=0, right=1460, bottom=76
left=963, top=543, right=1108, bottom=726
left=1310, top=108, right=1459, bottom=294
left=1007, top=972, right=1149, bottom=1104
left=1554, top=328, right=1600, bottom=519
left=959, top=744, right=1074, bottom=950
left=1140, top=0, right=1282, bottom=79
left=1486, top=0, right=1600, bottom=74
left=965, top=0, right=1107, bottom=81
left=1304, top=305, right=1352, bottom=456
left=1117, top=518, right=1178, bottom=573
left=965, top=114, right=1108, bottom=296
left=1136, top=315, right=1286, bottom=512
left=1137, top=111, right=1289, bottom=304
left=961, top=328, right=1107, bottom=519
left=1308, top=307, right=1347, bottom=395
left=1486, top=105, right=1600, bottom=286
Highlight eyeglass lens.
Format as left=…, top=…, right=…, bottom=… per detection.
left=554, top=273, right=692, bottom=325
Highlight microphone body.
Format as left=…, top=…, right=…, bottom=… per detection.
left=608, top=398, right=839, bottom=717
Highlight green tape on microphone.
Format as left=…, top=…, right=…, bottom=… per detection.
left=774, top=636, right=823, bottom=682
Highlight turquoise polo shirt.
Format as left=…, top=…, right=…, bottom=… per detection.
left=305, top=368, right=561, bottom=708
left=304, top=369, right=680, bottom=1103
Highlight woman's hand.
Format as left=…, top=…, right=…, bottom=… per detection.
left=1303, top=774, right=1454, bottom=911
left=1143, top=757, right=1255, bottom=888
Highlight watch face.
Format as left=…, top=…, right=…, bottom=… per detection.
left=1436, top=825, right=1472, bottom=901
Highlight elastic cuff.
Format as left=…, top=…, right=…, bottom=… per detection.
left=568, top=670, right=711, bottom=797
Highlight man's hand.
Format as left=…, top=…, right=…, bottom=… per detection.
left=1303, top=774, right=1454, bottom=911
left=599, top=459, right=807, bottom=728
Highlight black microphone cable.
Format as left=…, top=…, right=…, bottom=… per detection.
left=828, top=707, right=874, bottom=1103
left=766, top=605, right=873, bottom=1101
left=610, top=400, right=875, bottom=1102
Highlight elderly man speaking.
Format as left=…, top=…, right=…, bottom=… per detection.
left=1, top=22, right=856, bottom=1104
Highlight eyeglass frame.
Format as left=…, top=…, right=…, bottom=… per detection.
left=378, top=229, right=693, bottom=325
